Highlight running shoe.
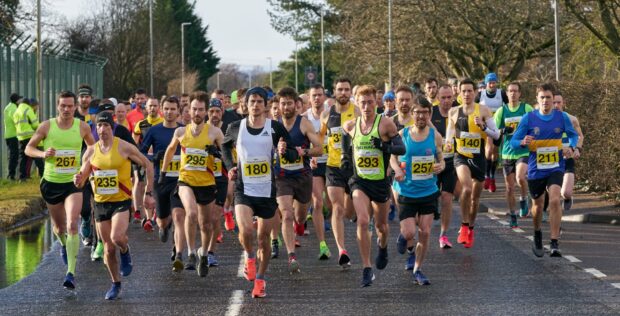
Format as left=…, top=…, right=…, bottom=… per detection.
left=509, top=214, right=519, bottom=228
left=63, top=272, right=75, bottom=290
left=489, top=178, right=497, bottom=192
left=405, top=251, right=416, bottom=270
left=170, top=246, right=176, bottom=262
left=207, top=252, right=219, bottom=267
left=158, top=223, right=171, bottom=243
left=294, top=239, right=301, bottom=248
left=563, top=197, right=573, bottom=211
left=483, top=177, right=491, bottom=190
left=185, top=253, right=197, bottom=270
left=396, top=233, right=407, bottom=254
left=294, top=222, right=305, bottom=237
left=413, top=270, right=431, bottom=285
left=120, top=246, right=133, bottom=277
left=304, top=221, right=309, bottom=236
left=80, top=217, right=91, bottom=239
left=224, top=211, right=235, bottom=231
left=91, top=241, right=103, bottom=261
left=82, top=236, right=93, bottom=247
left=197, top=251, right=209, bottom=277
left=464, top=229, right=474, bottom=248
left=217, top=232, right=223, bottom=243
left=550, top=240, right=562, bottom=257
left=252, top=279, right=266, bottom=298
left=519, top=199, right=528, bottom=217
left=288, top=256, right=301, bottom=273
left=142, top=218, right=153, bottom=233
left=318, top=242, right=331, bottom=260
left=172, top=254, right=184, bottom=272
left=244, top=257, right=256, bottom=281
left=271, top=239, right=279, bottom=259
left=105, top=282, right=121, bottom=300
left=324, top=221, right=331, bottom=232
left=439, top=235, right=452, bottom=249
left=388, top=204, right=396, bottom=221
left=532, top=230, right=544, bottom=257
left=457, top=225, right=469, bottom=244
left=375, top=245, right=388, bottom=270
left=133, top=209, right=141, bottom=223
left=60, top=245, right=68, bottom=265
left=361, top=267, right=375, bottom=287
left=338, top=250, right=351, bottom=269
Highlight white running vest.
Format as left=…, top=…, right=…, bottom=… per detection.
left=236, top=118, right=273, bottom=198
left=306, top=109, right=328, bottom=163
left=479, top=89, right=504, bottom=113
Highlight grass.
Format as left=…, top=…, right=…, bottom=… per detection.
left=0, top=177, right=45, bottom=230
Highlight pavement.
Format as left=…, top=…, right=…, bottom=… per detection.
left=1, top=173, right=619, bottom=315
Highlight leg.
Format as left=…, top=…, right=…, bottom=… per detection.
left=197, top=202, right=214, bottom=255
left=172, top=207, right=186, bottom=255
left=64, top=193, right=83, bottom=276
left=414, top=214, right=433, bottom=271
left=327, top=186, right=347, bottom=253
left=6, top=137, right=19, bottom=180
left=352, top=189, right=373, bottom=268
left=97, top=220, right=119, bottom=282
left=18, top=140, right=29, bottom=180
left=276, top=195, right=296, bottom=255
left=547, top=185, right=563, bottom=239
left=311, top=176, right=326, bottom=243
left=372, top=200, right=390, bottom=249
left=456, top=165, right=473, bottom=225
left=561, top=172, right=574, bottom=202
left=257, top=215, right=278, bottom=276
left=439, top=191, right=453, bottom=234
left=235, top=205, right=256, bottom=256
left=505, top=172, right=517, bottom=214
left=469, top=179, right=483, bottom=226
left=178, top=186, right=199, bottom=254
left=208, top=203, right=223, bottom=253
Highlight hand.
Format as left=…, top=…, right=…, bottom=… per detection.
left=228, top=167, right=238, bottom=181
left=143, top=195, right=155, bottom=211
left=277, top=137, right=287, bottom=155
left=564, top=147, right=574, bottom=159
left=206, top=144, right=222, bottom=159
left=433, top=161, right=444, bottom=174
left=310, top=157, right=318, bottom=169
left=73, top=172, right=83, bottom=187
left=474, top=116, right=485, bottom=129
left=521, top=135, right=534, bottom=147
left=158, top=172, right=166, bottom=184
left=444, top=142, right=453, bottom=153
left=504, top=125, right=514, bottom=134
left=340, top=154, right=353, bottom=178
left=371, top=136, right=390, bottom=153
left=572, top=148, right=581, bottom=159
left=43, top=147, right=56, bottom=158
left=394, top=167, right=405, bottom=182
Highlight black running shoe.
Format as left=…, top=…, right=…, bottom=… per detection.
left=550, top=240, right=562, bottom=257
left=361, top=267, right=375, bottom=287
left=185, top=253, right=197, bottom=270
left=375, top=245, right=388, bottom=270
left=532, top=230, right=544, bottom=257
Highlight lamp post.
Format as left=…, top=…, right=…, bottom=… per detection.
left=320, top=8, right=325, bottom=86
left=553, top=0, right=561, bottom=81
left=181, top=22, right=191, bottom=93
left=388, top=0, right=393, bottom=89
left=149, top=0, right=153, bottom=94
left=267, top=57, right=273, bottom=88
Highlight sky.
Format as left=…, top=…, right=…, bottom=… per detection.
left=48, top=0, right=297, bottom=71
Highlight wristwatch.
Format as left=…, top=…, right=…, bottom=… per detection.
left=145, top=191, right=153, bottom=196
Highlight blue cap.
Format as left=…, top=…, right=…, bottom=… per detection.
left=382, top=91, right=395, bottom=102
left=209, top=98, right=222, bottom=109
left=484, top=72, right=498, bottom=84
left=245, top=87, right=268, bottom=104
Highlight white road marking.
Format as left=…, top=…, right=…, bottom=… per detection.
left=564, top=255, right=582, bottom=263
left=225, top=290, right=245, bottom=316
left=525, top=236, right=534, bottom=241
left=611, top=283, right=620, bottom=289
left=512, top=228, right=525, bottom=233
left=497, top=220, right=509, bottom=225
left=584, top=268, right=607, bottom=278
left=237, top=253, right=245, bottom=278
left=487, top=214, right=499, bottom=220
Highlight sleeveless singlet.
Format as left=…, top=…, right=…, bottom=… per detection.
left=43, top=118, right=82, bottom=183
left=306, top=109, right=328, bottom=164
left=455, top=104, right=487, bottom=158
left=179, top=124, right=215, bottom=186
left=352, top=115, right=385, bottom=181
left=237, top=118, right=274, bottom=198
left=326, top=103, right=355, bottom=167
left=277, top=116, right=310, bottom=177
left=90, top=137, right=132, bottom=203
left=393, top=127, right=439, bottom=198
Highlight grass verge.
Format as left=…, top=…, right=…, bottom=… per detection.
left=0, top=177, right=45, bottom=230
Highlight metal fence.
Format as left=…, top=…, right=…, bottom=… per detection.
left=0, top=43, right=106, bottom=179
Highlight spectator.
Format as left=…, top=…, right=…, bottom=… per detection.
left=13, top=98, right=44, bottom=179
left=4, top=93, right=21, bottom=180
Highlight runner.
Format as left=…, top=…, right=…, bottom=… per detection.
left=274, top=87, right=323, bottom=273
left=424, top=78, right=439, bottom=106
left=392, top=91, right=444, bottom=285
left=510, top=83, right=579, bottom=257
left=342, top=85, right=403, bottom=286
left=126, top=88, right=148, bottom=132
left=552, top=92, right=584, bottom=211
left=320, top=78, right=359, bottom=269
left=476, top=73, right=508, bottom=193
left=445, top=78, right=500, bottom=248
left=221, top=86, right=301, bottom=298
left=305, top=84, right=333, bottom=260
left=74, top=111, right=155, bottom=300
left=114, top=101, right=130, bottom=129
left=493, top=82, right=534, bottom=226
left=25, top=90, right=96, bottom=289
left=161, top=91, right=224, bottom=277
left=430, top=85, right=458, bottom=249
left=133, top=97, right=164, bottom=232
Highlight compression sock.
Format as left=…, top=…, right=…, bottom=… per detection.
left=55, top=232, right=66, bottom=246
left=66, top=233, right=80, bottom=275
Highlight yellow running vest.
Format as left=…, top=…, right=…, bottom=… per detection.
left=90, top=137, right=132, bottom=203
left=326, top=103, right=356, bottom=167
left=179, top=124, right=215, bottom=186
left=455, top=104, right=487, bottom=158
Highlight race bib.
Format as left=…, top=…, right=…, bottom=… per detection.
left=459, top=132, right=481, bottom=154
left=242, top=156, right=271, bottom=184
left=280, top=155, right=303, bottom=171
left=504, top=116, right=521, bottom=135
left=160, top=155, right=180, bottom=177
left=93, top=169, right=119, bottom=195
left=411, top=155, right=434, bottom=180
left=184, top=148, right=207, bottom=171
left=355, top=149, right=381, bottom=175
left=536, top=147, right=559, bottom=170
left=329, top=127, right=342, bottom=150
left=443, top=138, right=454, bottom=159
left=316, top=137, right=329, bottom=163
left=54, top=150, right=78, bottom=174
left=213, top=158, right=223, bottom=177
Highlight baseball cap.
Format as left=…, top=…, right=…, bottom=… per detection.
left=484, top=72, right=498, bottom=84
left=209, top=98, right=223, bottom=109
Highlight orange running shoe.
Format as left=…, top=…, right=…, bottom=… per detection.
left=457, top=225, right=469, bottom=244
left=224, top=211, right=235, bottom=231
left=294, top=222, right=304, bottom=236
left=252, top=279, right=266, bottom=298
left=133, top=209, right=142, bottom=223
left=244, top=258, right=256, bottom=281
left=216, top=232, right=223, bottom=243
left=464, top=229, right=475, bottom=248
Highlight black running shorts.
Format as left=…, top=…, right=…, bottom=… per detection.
left=40, top=179, right=81, bottom=205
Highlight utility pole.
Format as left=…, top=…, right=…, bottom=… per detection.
left=295, top=42, right=298, bottom=92
left=267, top=57, right=273, bottom=88
left=321, top=8, right=325, bottom=86
left=181, top=22, right=191, bottom=93
left=553, top=0, right=561, bottom=81
left=216, top=72, right=220, bottom=89
left=388, top=0, right=393, bottom=89
left=36, top=0, right=43, bottom=118
left=149, top=0, right=154, bottom=94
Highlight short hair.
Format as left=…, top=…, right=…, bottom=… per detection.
left=134, top=88, right=147, bottom=96
left=507, top=81, right=521, bottom=91
left=191, top=91, right=209, bottom=103
left=459, top=78, right=475, bottom=90
left=425, top=77, right=438, bottom=86
left=334, top=78, right=352, bottom=88
left=117, top=100, right=129, bottom=106
left=395, top=85, right=414, bottom=97
left=553, top=90, right=562, bottom=96
left=269, top=96, right=279, bottom=107
left=212, top=89, right=225, bottom=96
left=277, top=87, right=298, bottom=101
left=416, top=96, right=433, bottom=110
left=309, top=83, right=324, bottom=92
left=163, top=96, right=180, bottom=108
left=355, top=85, right=377, bottom=98
left=438, top=84, right=452, bottom=91
left=181, top=93, right=190, bottom=98
left=536, top=83, right=556, bottom=94
left=237, top=88, right=248, bottom=101
left=78, top=84, right=92, bottom=93
left=57, top=90, right=77, bottom=104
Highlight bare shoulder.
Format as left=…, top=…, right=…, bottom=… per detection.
left=343, top=118, right=356, bottom=132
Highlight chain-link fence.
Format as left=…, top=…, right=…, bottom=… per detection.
left=0, top=38, right=106, bottom=179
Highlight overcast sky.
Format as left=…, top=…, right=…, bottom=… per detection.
left=49, top=0, right=297, bottom=70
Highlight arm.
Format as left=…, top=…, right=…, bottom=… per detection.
left=479, top=106, right=500, bottom=140
left=221, top=122, right=239, bottom=171
left=25, top=121, right=51, bottom=159
left=444, top=108, right=457, bottom=153
left=375, top=116, right=405, bottom=155
left=81, top=121, right=96, bottom=146
left=510, top=113, right=531, bottom=150
left=28, top=108, right=40, bottom=129
left=161, top=128, right=182, bottom=179
left=140, top=128, right=155, bottom=156
left=301, top=118, right=323, bottom=157
left=273, top=121, right=299, bottom=163
left=562, top=112, right=579, bottom=148
left=121, top=140, right=155, bottom=210
left=74, top=146, right=94, bottom=188
left=433, top=130, right=445, bottom=174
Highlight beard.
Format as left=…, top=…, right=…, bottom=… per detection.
left=336, top=94, right=349, bottom=105
left=192, top=116, right=204, bottom=124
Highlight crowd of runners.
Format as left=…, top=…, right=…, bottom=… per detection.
left=22, top=72, right=583, bottom=299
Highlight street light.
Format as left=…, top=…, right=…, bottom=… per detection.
left=553, top=0, right=561, bottom=81
left=181, top=22, right=192, bottom=93
left=267, top=57, right=273, bottom=88
left=388, top=0, right=393, bottom=89
left=149, top=0, right=153, bottom=95
left=320, top=8, right=325, bottom=86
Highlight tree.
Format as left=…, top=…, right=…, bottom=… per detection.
left=0, top=0, right=20, bottom=44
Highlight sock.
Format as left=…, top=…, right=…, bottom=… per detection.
left=113, top=281, right=121, bottom=287
left=440, top=230, right=447, bottom=237
left=461, top=222, right=469, bottom=228
left=55, top=232, right=66, bottom=246
left=509, top=209, right=516, bottom=215
left=208, top=251, right=214, bottom=255
left=188, top=249, right=196, bottom=256
left=247, top=251, right=255, bottom=259
left=288, top=252, right=296, bottom=259
left=319, top=240, right=327, bottom=247
left=490, top=161, right=497, bottom=179
left=66, top=234, right=79, bottom=275
left=407, top=246, right=414, bottom=253
left=485, top=159, right=492, bottom=177
left=272, top=239, right=278, bottom=244
left=469, top=225, right=474, bottom=230
left=256, top=274, right=265, bottom=280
